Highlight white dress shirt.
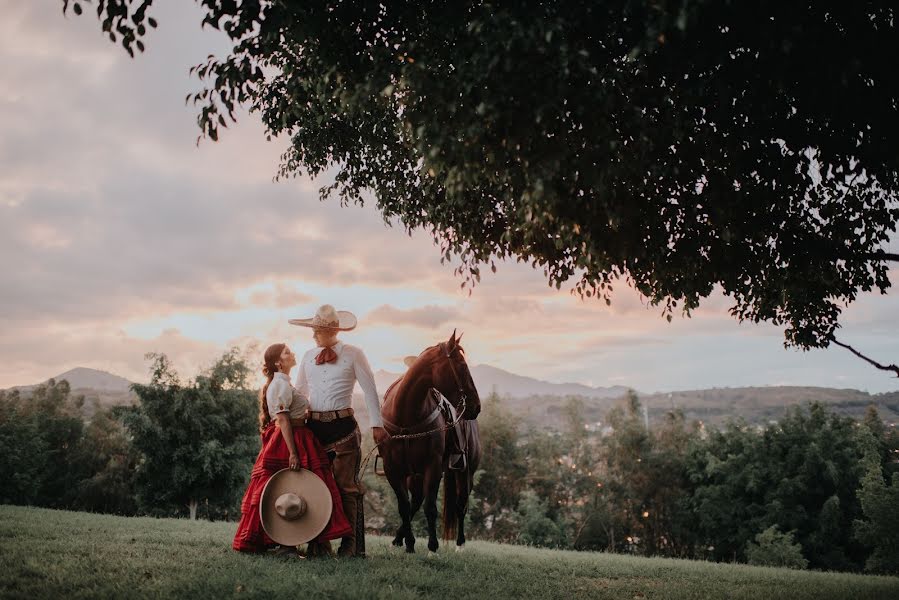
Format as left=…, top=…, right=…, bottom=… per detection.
left=266, top=372, right=308, bottom=421
left=295, top=341, right=383, bottom=428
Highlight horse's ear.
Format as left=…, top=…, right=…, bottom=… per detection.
left=448, top=328, right=457, bottom=349
left=457, top=331, right=464, bottom=345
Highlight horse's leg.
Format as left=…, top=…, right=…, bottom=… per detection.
left=401, top=475, right=424, bottom=553
left=455, top=470, right=472, bottom=549
left=386, top=470, right=411, bottom=549
left=423, top=467, right=443, bottom=553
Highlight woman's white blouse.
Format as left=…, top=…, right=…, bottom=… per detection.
left=266, top=372, right=308, bottom=421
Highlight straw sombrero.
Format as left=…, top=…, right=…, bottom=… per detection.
left=260, top=468, right=333, bottom=546
left=288, top=304, right=357, bottom=331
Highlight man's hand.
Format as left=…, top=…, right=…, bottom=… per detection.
left=372, top=426, right=390, bottom=446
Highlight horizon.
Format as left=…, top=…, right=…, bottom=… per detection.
left=1, top=2, right=897, bottom=394
left=9, top=363, right=898, bottom=398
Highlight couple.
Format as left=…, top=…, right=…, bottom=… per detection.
left=231, top=305, right=389, bottom=558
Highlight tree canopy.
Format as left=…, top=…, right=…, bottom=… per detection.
left=123, top=350, right=257, bottom=520
left=65, top=1, right=898, bottom=361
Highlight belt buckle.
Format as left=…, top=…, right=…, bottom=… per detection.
left=320, top=411, right=336, bottom=423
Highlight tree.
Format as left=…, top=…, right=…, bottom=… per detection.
left=745, top=525, right=809, bottom=570
left=69, top=407, right=138, bottom=515
left=64, top=1, right=898, bottom=366
left=686, top=403, right=870, bottom=570
left=854, top=421, right=899, bottom=574
left=122, top=350, right=257, bottom=520
left=468, top=393, right=527, bottom=542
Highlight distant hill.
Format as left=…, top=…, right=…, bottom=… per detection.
left=6, top=366, right=897, bottom=430
left=372, top=363, right=628, bottom=401
left=23, top=367, right=134, bottom=393
left=7, top=367, right=137, bottom=419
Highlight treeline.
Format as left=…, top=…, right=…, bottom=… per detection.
left=0, top=350, right=257, bottom=521
left=441, top=392, right=898, bottom=574
left=2, top=351, right=898, bottom=574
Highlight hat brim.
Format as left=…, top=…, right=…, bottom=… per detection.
left=260, top=468, right=333, bottom=546
left=288, top=310, right=357, bottom=331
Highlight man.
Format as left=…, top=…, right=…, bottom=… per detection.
left=290, top=304, right=389, bottom=558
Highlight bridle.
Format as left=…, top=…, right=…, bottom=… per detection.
left=438, top=342, right=468, bottom=413
left=379, top=343, right=469, bottom=436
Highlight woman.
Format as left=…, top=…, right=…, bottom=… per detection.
left=232, top=343, right=352, bottom=553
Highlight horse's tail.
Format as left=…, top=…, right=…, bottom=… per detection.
left=442, top=471, right=458, bottom=542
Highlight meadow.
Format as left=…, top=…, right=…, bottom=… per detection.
left=1, top=505, right=897, bottom=599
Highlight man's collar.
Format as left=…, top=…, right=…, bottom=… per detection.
left=318, top=341, right=344, bottom=354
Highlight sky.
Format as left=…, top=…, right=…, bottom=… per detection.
left=1, top=1, right=897, bottom=394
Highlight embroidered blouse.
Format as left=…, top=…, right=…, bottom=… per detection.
left=266, top=372, right=308, bottom=421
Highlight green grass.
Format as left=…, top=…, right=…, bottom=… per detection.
left=1, top=505, right=897, bottom=600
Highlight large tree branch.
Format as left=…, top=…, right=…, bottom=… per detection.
left=831, top=338, right=899, bottom=377
left=866, top=251, right=899, bottom=263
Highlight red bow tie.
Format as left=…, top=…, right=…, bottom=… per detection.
left=315, top=346, right=338, bottom=365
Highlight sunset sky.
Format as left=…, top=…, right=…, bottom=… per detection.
left=1, top=1, right=897, bottom=394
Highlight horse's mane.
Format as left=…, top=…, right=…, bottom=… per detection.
left=382, top=345, right=439, bottom=408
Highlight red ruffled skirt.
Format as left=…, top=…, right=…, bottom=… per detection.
left=232, top=422, right=352, bottom=552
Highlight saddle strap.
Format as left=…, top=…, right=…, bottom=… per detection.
left=382, top=394, right=444, bottom=435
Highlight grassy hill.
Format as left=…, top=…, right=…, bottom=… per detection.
left=1, top=506, right=896, bottom=599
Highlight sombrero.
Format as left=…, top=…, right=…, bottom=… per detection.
left=288, top=304, right=357, bottom=331
left=260, top=468, right=333, bottom=546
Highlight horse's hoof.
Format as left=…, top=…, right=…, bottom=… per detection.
left=405, top=548, right=415, bottom=554
left=455, top=544, right=465, bottom=553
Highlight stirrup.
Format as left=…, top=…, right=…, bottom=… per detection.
left=448, top=452, right=467, bottom=471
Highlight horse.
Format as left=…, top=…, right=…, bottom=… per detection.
left=380, top=330, right=482, bottom=554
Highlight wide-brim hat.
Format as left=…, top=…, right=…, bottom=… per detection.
left=288, top=304, right=357, bottom=331
left=260, top=468, right=333, bottom=546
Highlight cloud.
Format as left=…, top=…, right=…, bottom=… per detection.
left=1, top=2, right=897, bottom=396
left=246, top=284, right=314, bottom=309
left=366, top=304, right=463, bottom=329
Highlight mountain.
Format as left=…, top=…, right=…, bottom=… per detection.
left=372, top=364, right=628, bottom=400
left=7, top=367, right=137, bottom=418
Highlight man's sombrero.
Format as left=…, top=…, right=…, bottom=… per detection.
left=260, top=468, right=333, bottom=546
left=288, top=304, right=357, bottom=331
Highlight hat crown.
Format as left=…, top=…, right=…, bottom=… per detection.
left=312, top=304, right=340, bottom=328
left=275, top=492, right=307, bottom=521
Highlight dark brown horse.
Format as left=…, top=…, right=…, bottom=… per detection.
left=380, top=331, right=481, bottom=553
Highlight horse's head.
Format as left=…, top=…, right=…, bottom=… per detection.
left=430, top=330, right=481, bottom=419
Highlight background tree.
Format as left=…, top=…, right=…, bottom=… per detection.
left=468, top=393, right=527, bottom=542
left=64, top=1, right=899, bottom=370
left=122, top=350, right=257, bottom=520
left=745, top=525, right=809, bottom=570
left=686, top=404, right=870, bottom=570
left=853, top=420, right=899, bottom=574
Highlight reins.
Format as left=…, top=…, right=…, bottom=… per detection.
left=358, top=343, right=468, bottom=476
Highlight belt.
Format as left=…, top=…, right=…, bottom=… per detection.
left=308, top=408, right=354, bottom=422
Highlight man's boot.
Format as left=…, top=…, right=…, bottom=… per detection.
left=337, top=493, right=359, bottom=557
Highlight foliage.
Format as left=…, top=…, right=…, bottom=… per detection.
left=468, top=393, right=527, bottom=542
left=854, top=423, right=899, bottom=575
left=514, top=490, right=569, bottom=548
left=122, top=349, right=257, bottom=519
left=0, top=380, right=136, bottom=513
left=65, top=1, right=899, bottom=352
left=745, top=525, right=809, bottom=569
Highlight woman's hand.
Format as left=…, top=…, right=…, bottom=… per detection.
left=289, top=452, right=300, bottom=471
